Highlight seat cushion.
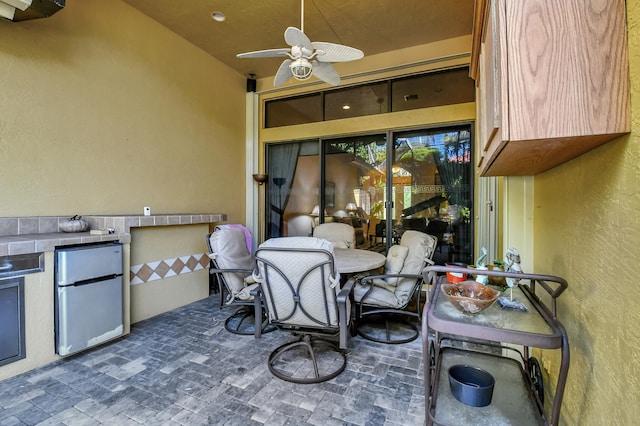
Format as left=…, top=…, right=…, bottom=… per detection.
left=313, top=222, right=355, bottom=249
left=208, top=228, right=253, bottom=296
left=367, top=244, right=409, bottom=288
left=256, top=237, right=342, bottom=326
left=355, top=230, right=436, bottom=308
left=386, top=244, right=409, bottom=275
left=354, top=245, right=409, bottom=306
left=260, top=236, right=334, bottom=252
left=354, top=284, right=400, bottom=308
left=394, top=230, right=437, bottom=304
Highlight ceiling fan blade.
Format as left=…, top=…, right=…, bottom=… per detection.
left=312, top=42, right=364, bottom=62
left=284, top=27, right=313, bottom=51
left=236, top=48, right=291, bottom=59
left=312, top=61, right=340, bottom=86
left=274, top=59, right=293, bottom=87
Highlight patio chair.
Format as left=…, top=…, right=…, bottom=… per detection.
left=253, top=237, right=355, bottom=383
left=354, top=230, right=437, bottom=344
left=312, top=222, right=355, bottom=249
left=286, top=214, right=314, bottom=237
left=206, top=225, right=273, bottom=336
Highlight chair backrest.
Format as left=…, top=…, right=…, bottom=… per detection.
left=254, top=237, right=342, bottom=329
left=394, top=230, right=438, bottom=303
left=313, top=222, right=355, bottom=249
left=286, top=214, right=314, bottom=237
left=207, top=226, right=253, bottom=295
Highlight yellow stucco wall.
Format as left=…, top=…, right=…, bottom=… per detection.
left=0, top=0, right=246, bottom=365
left=533, top=3, right=640, bottom=424
left=129, top=224, right=210, bottom=323
left=0, top=0, right=246, bottom=222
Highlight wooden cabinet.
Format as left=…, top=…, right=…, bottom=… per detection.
left=471, top=0, right=630, bottom=176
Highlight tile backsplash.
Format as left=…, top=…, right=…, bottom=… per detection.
left=0, top=214, right=227, bottom=237
left=0, top=216, right=70, bottom=237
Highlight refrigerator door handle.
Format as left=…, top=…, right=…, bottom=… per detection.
left=64, top=273, right=122, bottom=287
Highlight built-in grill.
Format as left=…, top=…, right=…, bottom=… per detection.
left=0, top=252, right=43, bottom=366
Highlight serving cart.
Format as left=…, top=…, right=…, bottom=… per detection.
left=421, top=265, right=570, bottom=425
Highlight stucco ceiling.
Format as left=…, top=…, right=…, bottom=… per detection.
left=120, top=0, right=475, bottom=81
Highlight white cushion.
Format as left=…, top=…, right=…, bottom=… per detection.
left=260, top=236, right=334, bottom=252
left=208, top=228, right=253, bottom=297
left=371, top=244, right=408, bottom=288
left=313, top=222, right=355, bottom=249
left=255, top=237, right=342, bottom=326
left=286, top=215, right=315, bottom=237
left=354, top=284, right=398, bottom=307
left=355, top=230, right=437, bottom=308
left=395, top=230, right=437, bottom=303
left=386, top=244, right=409, bottom=275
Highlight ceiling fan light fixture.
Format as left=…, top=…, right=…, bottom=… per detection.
left=290, top=58, right=313, bottom=80
left=236, top=0, right=363, bottom=87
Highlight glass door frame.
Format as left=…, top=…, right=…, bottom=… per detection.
left=264, top=122, right=475, bottom=263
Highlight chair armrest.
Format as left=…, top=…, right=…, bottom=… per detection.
left=361, top=273, right=422, bottom=284
left=250, top=285, right=263, bottom=339
left=337, top=277, right=356, bottom=304
left=210, top=267, right=253, bottom=275
left=337, top=278, right=357, bottom=350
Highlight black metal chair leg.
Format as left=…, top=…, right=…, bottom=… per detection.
left=268, top=335, right=347, bottom=384
left=357, top=313, right=419, bottom=344
left=224, top=307, right=276, bottom=336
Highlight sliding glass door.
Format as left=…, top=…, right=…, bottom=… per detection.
left=322, top=134, right=387, bottom=249
left=391, top=126, right=473, bottom=264
left=265, top=141, right=319, bottom=239
left=265, top=124, right=473, bottom=264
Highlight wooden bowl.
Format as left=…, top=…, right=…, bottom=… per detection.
left=441, top=281, right=500, bottom=314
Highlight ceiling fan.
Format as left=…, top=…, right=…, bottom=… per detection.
left=236, top=0, right=364, bottom=87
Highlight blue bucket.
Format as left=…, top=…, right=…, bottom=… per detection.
left=448, top=364, right=495, bottom=407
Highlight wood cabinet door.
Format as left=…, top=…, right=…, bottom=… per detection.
left=478, top=0, right=508, bottom=170
left=504, top=0, right=629, bottom=141
left=475, top=0, right=629, bottom=175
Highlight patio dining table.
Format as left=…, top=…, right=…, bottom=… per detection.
left=333, top=248, right=386, bottom=274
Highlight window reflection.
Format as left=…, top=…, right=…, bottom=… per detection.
left=265, top=93, right=322, bottom=127
left=393, top=127, right=473, bottom=264
left=264, top=67, right=475, bottom=128
left=391, top=68, right=475, bottom=111
left=324, top=83, right=388, bottom=120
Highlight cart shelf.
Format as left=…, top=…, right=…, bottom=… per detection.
left=421, top=266, right=570, bottom=426
left=433, top=347, right=544, bottom=426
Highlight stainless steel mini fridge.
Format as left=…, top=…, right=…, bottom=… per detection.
left=54, top=241, right=124, bottom=356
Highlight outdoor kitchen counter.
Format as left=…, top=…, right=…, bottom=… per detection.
left=0, top=213, right=226, bottom=255
left=0, top=213, right=227, bottom=382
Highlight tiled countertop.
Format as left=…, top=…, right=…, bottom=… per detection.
left=0, top=213, right=227, bottom=256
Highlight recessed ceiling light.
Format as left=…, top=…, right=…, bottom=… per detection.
left=211, top=11, right=226, bottom=22
left=342, top=104, right=351, bottom=110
